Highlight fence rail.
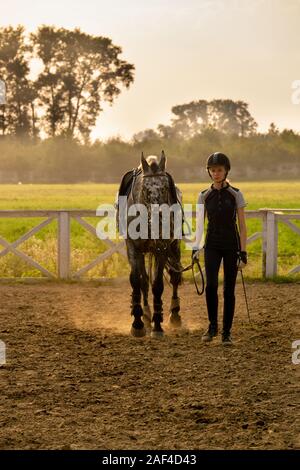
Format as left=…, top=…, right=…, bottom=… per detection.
left=0, top=208, right=299, bottom=280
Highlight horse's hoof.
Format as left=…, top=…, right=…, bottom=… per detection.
left=131, top=326, right=147, bottom=337
left=168, top=312, right=182, bottom=328
left=151, top=329, right=164, bottom=339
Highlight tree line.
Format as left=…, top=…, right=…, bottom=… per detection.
left=0, top=126, right=299, bottom=183
left=0, top=25, right=299, bottom=182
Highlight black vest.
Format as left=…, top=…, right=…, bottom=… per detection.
left=202, top=183, right=241, bottom=250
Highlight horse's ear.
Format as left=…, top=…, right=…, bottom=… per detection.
left=159, top=150, right=166, bottom=171
left=141, top=151, right=149, bottom=173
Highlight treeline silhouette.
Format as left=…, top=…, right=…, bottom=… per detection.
left=0, top=126, right=299, bottom=183
left=0, top=25, right=299, bottom=182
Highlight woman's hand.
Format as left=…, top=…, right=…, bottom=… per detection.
left=239, top=251, right=247, bottom=265
left=237, top=250, right=247, bottom=270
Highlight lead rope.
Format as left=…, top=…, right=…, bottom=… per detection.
left=191, top=257, right=205, bottom=296
left=147, top=253, right=205, bottom=295
left=164, top=256, right=205, bottom=296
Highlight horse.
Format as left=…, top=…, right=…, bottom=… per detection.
left=118, top=151, right=183, bottom=338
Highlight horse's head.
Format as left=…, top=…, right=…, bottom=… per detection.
left=139, top=151, right=170, bottom=205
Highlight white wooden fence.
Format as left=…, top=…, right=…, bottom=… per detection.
left=0, top=208, right=299, bottom=280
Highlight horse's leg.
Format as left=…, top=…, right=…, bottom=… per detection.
left=127, top=243, right=146, bottom=337
left=141, top=255, right=151, bottom=327
left=151, top=255, right=166, bottom=337
left=168, top=240, right=183, bottom=327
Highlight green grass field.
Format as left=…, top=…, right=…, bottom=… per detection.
left=0, top=181, right=299, bottom=281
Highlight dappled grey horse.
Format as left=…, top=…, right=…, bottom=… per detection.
left=118, top=151, right=183, bottom=337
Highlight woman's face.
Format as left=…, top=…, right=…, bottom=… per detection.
left=209, top=165, right=226, bottom=183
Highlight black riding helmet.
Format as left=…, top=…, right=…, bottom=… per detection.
left=206, top=152, right=231, bottom=182
left=207, top=152, right=231, bottom=171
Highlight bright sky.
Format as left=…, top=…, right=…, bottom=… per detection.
left=2, top=0, right=300, bottom=140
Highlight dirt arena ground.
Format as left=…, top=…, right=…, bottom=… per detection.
left=0, top=279, right=299, bottom=450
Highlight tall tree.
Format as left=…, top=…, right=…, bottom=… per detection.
left=32, top=26, right=135, bottom=141
left=158, top=99, right=257, bottom=139
left=170, top=100, right=209, bottom=138
left=0, top=26, right=37, bottom=137
left=210, top=99, right=257, bottom=136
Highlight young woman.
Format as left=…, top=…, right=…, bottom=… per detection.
left=192, top=152, right=248, bottom=346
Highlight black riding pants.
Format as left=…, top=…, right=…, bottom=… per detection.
left=204, top=247, right=238, bottom=333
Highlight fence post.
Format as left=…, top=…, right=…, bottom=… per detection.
left=260, top=209, right=267, bottom=278
left=266, top=210, right=278, bottom=278
left=58, top=211, right=70, bottom=279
